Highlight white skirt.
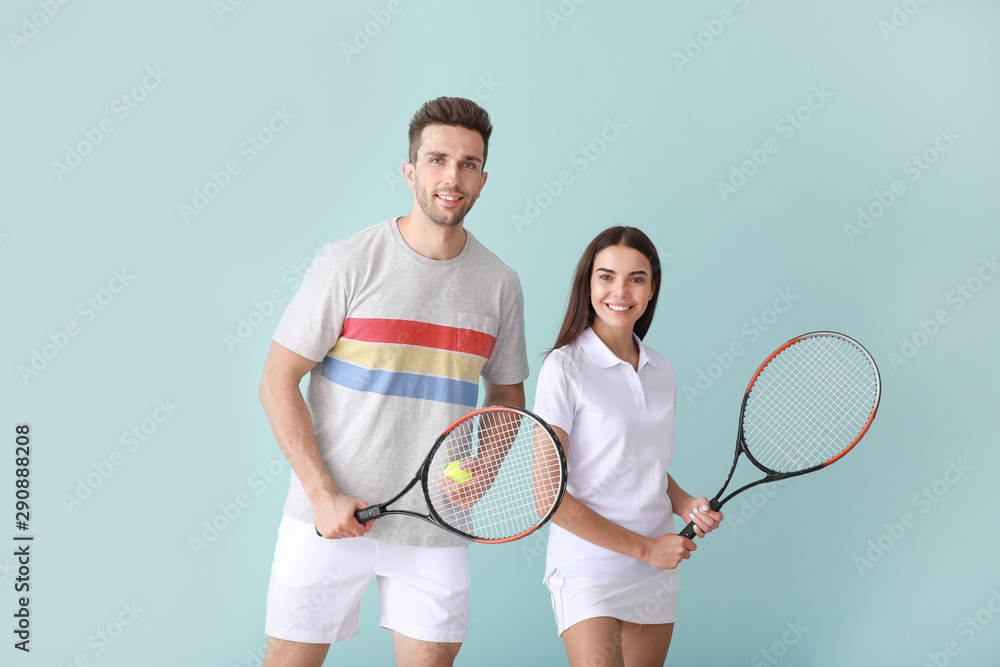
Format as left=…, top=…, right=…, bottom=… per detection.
left=544, top=567, right=680, bottom=635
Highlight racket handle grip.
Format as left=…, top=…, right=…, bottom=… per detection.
left=678, top=522, right=698, bottom=540
left=354, top=505, right=383, bottom=523
left=314, top=505, right=384, bottom=536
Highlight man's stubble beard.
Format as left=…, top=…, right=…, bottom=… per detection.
left=414, top=183, right=477, bottom=229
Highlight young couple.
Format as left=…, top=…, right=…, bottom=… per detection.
left=257, top=96, right=723, bottom=667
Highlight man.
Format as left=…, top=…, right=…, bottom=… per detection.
left=259, top=97, right=528, bottom=667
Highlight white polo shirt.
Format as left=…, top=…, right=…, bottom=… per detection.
left=533, top=327, right=677, bottom=579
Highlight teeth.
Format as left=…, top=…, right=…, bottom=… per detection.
left=439, top=195, right=459, bottom=201
left=607, top=304, right=631, bottom=312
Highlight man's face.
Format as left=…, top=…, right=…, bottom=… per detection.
left=404, top=124, right=488, bottom=229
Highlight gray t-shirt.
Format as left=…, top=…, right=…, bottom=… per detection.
left=273, top=218, right=529, bottom=547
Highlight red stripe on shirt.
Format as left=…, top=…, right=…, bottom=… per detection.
left=340, top=318, right=496, bottom=359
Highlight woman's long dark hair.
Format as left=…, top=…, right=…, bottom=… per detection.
left=552, top=226, right=661, bottom=350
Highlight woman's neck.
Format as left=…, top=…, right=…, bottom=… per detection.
left=591, top=322, right=639, bottom=371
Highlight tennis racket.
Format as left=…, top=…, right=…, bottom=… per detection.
left=679, top=331, right=881, bottom=540
left=315, top=406, right=567, bottom=543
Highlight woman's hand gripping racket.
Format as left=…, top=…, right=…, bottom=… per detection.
left=316, top=406, right=567, bottom=543
left=679, top=331, right=881, bottom=540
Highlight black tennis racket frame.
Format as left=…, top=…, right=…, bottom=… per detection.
left=318, top=405, right=567, bottom=543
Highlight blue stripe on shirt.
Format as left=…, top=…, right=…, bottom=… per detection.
left=321, top=356, right=479, bottom=408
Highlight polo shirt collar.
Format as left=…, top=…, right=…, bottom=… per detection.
left=579, top=327, right=655, bottom=370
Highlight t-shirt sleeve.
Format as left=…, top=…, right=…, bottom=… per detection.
left=480, top=274, right=529, bottom=386
left=532, top=350, right=577, bottom=438
left=272, top=245, right=348, bottom=362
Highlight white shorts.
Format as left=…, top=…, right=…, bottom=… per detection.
left=265, top=515, right=471, bottom=645
left=545, top=568, right=680, bottom=636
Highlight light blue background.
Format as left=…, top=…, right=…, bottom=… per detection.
left=2, top=1, right=999, bottom=665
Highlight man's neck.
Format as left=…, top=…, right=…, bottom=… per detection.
left=396, top=213, right=468, bottom=261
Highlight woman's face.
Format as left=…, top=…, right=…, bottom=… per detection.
left=589, top=244, right=655, bottom=336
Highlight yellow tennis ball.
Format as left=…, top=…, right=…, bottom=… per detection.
left=444, top=461, right=473, bottom=484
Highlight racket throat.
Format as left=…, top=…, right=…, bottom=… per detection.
left=718, top=474, right=783, bottom=508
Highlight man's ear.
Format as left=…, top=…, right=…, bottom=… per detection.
left=402, top=161, right=416, bottom=189
left=475, top=170, right=488, bottom=199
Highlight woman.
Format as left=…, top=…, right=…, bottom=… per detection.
left=533, top=226, right=723, bottom=666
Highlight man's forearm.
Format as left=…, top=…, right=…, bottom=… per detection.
left=483, top=381, right=525, bottom=408
left=259, top=377, right=339, bottom=507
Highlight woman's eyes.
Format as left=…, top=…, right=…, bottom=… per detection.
left=596, top=274, right=645, bottom=283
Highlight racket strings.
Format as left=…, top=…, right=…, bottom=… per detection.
left=743, top=335, right=879, bottom=473
left=750, top=346, right=868, bottom=470
left=749, top=341, right=874, bottom=470
left=425, top=409, right=563, bottom=541
left=753, top=347, right=865, bottom=464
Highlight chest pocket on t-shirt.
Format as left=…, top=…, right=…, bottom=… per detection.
left=456, top=312, right=499, bottom=375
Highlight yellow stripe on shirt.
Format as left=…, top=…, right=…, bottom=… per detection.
left=328, top=338, right=486, bottom=383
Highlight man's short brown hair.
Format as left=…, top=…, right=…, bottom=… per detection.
left=408, top=97, right=493, bottom=169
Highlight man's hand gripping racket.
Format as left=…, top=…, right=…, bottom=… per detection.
left=679, top=331, right=881, bottom=540
left=316, top=406, right=567, bottom=543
